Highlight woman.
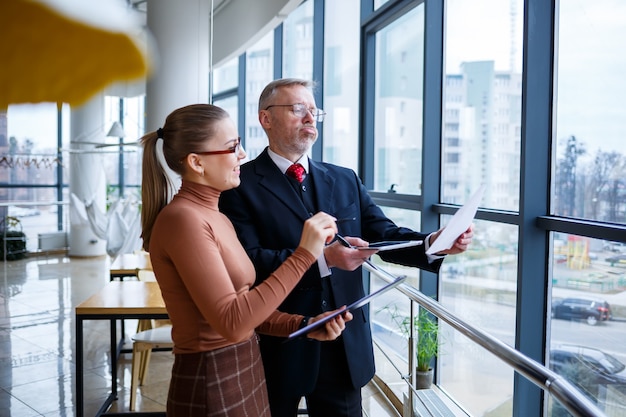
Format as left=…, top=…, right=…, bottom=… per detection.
left=140, top=104, right=351, bottom=416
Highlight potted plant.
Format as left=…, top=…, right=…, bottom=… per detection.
left=380, top=303, right=440, bottom=390
left=414, top=308, right=439, bottom=389
left=1, top=216, right=28, bottom=261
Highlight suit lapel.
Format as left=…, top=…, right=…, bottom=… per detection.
left=308, top=159, right=336, bottom=215
left=254, top=150, right=310, bottom=221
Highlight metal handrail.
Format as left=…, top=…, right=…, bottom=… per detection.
left=364, top=261, right=608, bottom=417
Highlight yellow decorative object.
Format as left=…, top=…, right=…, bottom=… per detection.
left=567, top=237, right=590, bottom=270
left=0, top=0, right=154, bottom=109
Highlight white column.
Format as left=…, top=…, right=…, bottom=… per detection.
left=68, top=94, right=107, bottom=257
left=145, top=0, right=211, bottom=130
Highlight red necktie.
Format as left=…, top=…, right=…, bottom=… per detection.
left=286, top=163, right=305, bottom=183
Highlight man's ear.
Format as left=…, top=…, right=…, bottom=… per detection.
left=259, top=110, right=272, bottom=129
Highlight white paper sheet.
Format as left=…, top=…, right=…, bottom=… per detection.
left=426, top=185, right=485, bottom=255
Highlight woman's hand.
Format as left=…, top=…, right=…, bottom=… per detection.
left=306, top=308, right=353, bottom=341
left=298, top=212, right=339, bottom=259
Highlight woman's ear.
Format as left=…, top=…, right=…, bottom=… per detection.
left=184, top=153, right=204, bottom=176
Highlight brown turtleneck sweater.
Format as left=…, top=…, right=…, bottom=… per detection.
left=149, top=180, right=315, bottom=354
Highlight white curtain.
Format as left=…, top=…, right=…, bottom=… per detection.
left=71, top=192, right=142, bottom=258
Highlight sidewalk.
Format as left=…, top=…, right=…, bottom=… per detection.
left=442, top=270, right=626, bottom=320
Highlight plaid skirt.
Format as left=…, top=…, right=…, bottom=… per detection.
left=167, top=335, right=271, bottom=417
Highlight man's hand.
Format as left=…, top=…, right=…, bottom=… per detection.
left=430, top=224, right=474, bottom=255
left=323, top=236, right=378, bottom=271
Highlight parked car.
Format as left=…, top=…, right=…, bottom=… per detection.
left=550, top=344, right=626, bottom=396
left=551, top=297, right=612, bottom=326
left=605, top=253, right=626, bottom=267
left=603, top=242, right=626, bottom=253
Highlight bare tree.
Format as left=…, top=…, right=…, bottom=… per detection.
left=555, top=135, right=586, bottom=217
left=604, top=154, right=626, bottom=223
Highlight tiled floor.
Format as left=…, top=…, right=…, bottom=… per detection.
left=0, top=253, right=400, bottom=416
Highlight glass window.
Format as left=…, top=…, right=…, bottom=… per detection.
left=553, top=1, right=626, bottom=225
left=374, top=0, right=391, bottom=10
left=4, top=103, right=65, bottom=186
left=120, top=96, right=144, bottom=192
left=322, top=0, right=360, bottom=170
left=102, top=96, right=120, bottom=188
left=442, top=0, right=523, bottom=210
left=374, top=5, right=424, bottom=195
left=245, top=31, right=274, bottom=160
left=213, top=56, right=239, bottom=94
left=282, top=0, right=313, bottom=80
left=3, top=103, right=70, bottom=250
left=102, top=95, right=145, bottom=198
left=371, top=206, right=421, bottom=288
left=3, top=189, right=70, bottom=253
left=213, top=95, right=240, bottom=159
left=213, top=57, right=240, bottom=140
left=214, top=96, right=238, bottom=129
left=548, top=233, right=626, bottom=416
left=439, top=218, right=518, bottom=416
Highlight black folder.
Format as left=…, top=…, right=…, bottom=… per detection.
left=287, top=263, right=406, bottom=340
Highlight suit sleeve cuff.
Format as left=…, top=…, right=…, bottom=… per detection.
left=317, top=253, right=332, bottom=277
left=424, top=232, right=446, bottom=263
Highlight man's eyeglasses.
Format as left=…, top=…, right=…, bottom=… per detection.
left=195, top=137, right=242, bottom=156
left=265, top=103, right=326, bottom=122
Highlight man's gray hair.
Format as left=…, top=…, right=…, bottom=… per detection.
left=258, top=78, right=316, bottom=112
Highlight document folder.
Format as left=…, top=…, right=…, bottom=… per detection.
left=287, top=262, right=406, bottom=340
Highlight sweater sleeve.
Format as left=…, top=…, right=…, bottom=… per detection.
left=155, top=206, right=316, bottom=343
left=256, top=310, right=305, bottom=337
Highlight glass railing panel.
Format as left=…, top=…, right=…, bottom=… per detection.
left=369, top=211, right=520, bottom=415
left=369, top=207, right=422, bottom=404
left=438, top=218, right=518, bottom=416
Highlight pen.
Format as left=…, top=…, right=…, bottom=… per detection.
left=336, top=217, right=356, bottom=223
left=335, top=234, right=387, bottom=274
left=334, top=233, right=355, bottom=249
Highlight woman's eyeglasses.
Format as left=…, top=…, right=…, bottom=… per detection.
left=195, top=137, right=242, bottom=156
left=265, top=103, right=326, bottom=122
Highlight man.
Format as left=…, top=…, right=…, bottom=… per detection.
left=219, top=78, right=473, bottom=417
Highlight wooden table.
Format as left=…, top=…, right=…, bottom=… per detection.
left=110, top=252, right=152, bottom=280
left=109, top=253, right=153, bottom=340
left=75, top=281, right=168, bottom=417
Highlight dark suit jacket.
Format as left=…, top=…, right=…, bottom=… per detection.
left=219, top=148, right=443, bottom=396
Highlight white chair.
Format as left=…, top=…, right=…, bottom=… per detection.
left=136, top=269, right=171, bottom=331
left=129, top=325, right=174, bottom=411
left=137, top=268, right=156, bottom=282
left=130, top=268, right=173, bottom=410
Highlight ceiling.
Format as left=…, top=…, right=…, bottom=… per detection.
left=130, top=0, right=230, bottom=15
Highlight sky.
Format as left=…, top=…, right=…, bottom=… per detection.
left=445, top=0, right=625, bottom=157
left=7, top=103, right=67, bottom=152
left=553, top=0, right=626, bottom=158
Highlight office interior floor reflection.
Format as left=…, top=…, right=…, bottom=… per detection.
left=0, top=254, right=399, bottom=416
